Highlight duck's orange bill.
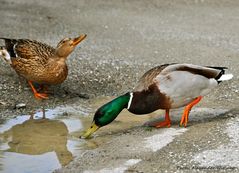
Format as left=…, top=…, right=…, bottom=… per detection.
left=71, top=34, right=87, bottom=46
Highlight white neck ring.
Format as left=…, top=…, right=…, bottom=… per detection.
left=127, top=92, right=133, bottom=110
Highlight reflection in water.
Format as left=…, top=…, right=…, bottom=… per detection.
left=0, top=107, right=86, bottom=173
left=0, top=98, right=162, bottom=173
left=1, top=119, right=72, bottom=166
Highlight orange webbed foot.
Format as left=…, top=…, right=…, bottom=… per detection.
left=153, top=120, right=171, bottom=128
left=179, top=96, right=203, bottom=127
left=145, top=109, right=171, bottom=128
left=34, top=92, right=48, bottom=100
left=179, top=109, right=189, bottom=127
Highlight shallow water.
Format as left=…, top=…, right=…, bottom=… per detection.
left=0, top=97, right=159, bottom=173
left=0, top=107, right=87, bottom=173
left=0, top=96, right=228, bottom=173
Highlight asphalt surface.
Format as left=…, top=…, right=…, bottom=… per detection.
left=0, top=0, right=238, bottom=173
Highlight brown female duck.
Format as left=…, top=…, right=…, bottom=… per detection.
left=0, top=35, right=86, bottom=99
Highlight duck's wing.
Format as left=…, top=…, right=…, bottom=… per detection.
left=134, top=63, right=227, bottom=91
left=134, top=63, right=231, bottom=107
left=133, top=63, right=181, bottom=92
left=0, top=38, right=55, bottom=60
left=156, top=64, right=230, bottom=107
left=133, top=64, right=172, bottom=91
left=161, top=64, right=226, bottom=80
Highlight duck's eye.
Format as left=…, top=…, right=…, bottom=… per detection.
left=2, top=52, right=5, bottom=56
left=64, top=38, right=71, bottom=43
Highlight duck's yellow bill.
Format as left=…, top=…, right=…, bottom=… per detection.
left=80, top=122, right=99, bottom=139
left=71, top=34, right=87, bottom=46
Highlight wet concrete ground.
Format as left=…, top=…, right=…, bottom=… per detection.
left=0, top=0, right=239, bottom=172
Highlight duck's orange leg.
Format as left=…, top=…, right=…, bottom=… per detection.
left=28, top=81, right=48, bottom=99
left=153, top=109, right=171, bottom=128
left=180, top=96, right=202, bottom=127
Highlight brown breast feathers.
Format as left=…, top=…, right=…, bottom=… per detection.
left=129, top=84, right=171, bottom=115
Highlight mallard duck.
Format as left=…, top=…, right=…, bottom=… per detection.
left=81, top=63, right=233, bottom=138
left=0, top=35, right=87, bottom=99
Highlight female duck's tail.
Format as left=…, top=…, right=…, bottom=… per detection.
left=0, top=46, right=12, bottom=64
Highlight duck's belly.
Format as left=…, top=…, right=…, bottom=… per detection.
left=169, top=96, right=197, bottom=109
left=27, top=69, right=67, bottom=84
left=157, top=71, right=218, bottom=108
left=30, top=71, right=68, bottom=84
left=12, top=60, right=68, bottom=85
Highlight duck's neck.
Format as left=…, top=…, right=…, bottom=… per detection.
left=95, top=92, right=132, bottom=126
left=106, top=92, right=131, bottom=113
left=47, top=55, right=67, bottom=66
left=55, top=47, right=73, bottom=59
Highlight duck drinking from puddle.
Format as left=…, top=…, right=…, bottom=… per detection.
left=82, top=63, right=233, bottom=138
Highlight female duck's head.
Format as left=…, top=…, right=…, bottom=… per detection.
left=55, top=34, right=87, bottom=58
left=81, top=93, right=131, bottom=138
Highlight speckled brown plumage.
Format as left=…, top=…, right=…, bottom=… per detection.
left=0, top=35, right=86, bottom=99
left=134, top=64, right=171, bottom=91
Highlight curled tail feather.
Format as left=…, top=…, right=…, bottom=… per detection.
left=217, top=74, right=233, bottom=81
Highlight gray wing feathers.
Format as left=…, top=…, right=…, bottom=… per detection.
left=161, top=64, right=222, bottom=79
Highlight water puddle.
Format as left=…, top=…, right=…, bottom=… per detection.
left=0, top=106, right=88, bottom=173
left=0, top=96, right=167, bottom=173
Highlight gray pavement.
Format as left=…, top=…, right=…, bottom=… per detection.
left=0, top=0, right=238, bottom=172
